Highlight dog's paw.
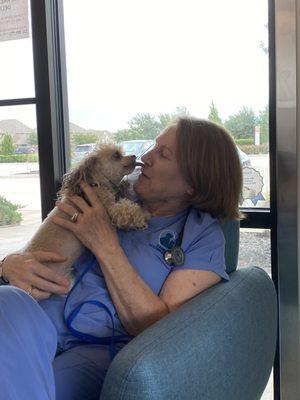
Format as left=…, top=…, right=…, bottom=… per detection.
left=130, top=210, right=151, bottom=230
left=134, top=221, right=148, bottom=230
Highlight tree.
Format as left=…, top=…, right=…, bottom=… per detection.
left=70, top=132, right=99, bottom=146
left=224, top=106, right=257, bottom=140
left=158, top=106, right=190, bottom=130
left=1, top=134, right=15, bottom=155
left=128, top=113, right=160, bottom=139
left=28, top=132, right=38, bottom=146
left=113, top=107, right=191, bottom=143
left=208, top=101, right=222, bottom=125
left=113, top=113, right=159, bottom=143
left=113, top=128, right=135, bottom=143
left=257, top=105, right=269, bottom=143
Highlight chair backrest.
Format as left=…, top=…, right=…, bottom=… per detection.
left=221, top=220, right=240, bottom=274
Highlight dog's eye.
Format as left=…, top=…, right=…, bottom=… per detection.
left=113, top=151, right=121, bottom=160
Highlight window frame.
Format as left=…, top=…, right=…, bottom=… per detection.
left=1, top=0, right=280, bottom=397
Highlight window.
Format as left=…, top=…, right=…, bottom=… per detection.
left=63, top=0, right=269, bottom=210
left=0, top=2, right=40, bottom=258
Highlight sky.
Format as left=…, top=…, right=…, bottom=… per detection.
left=0, top=0, right=268, bottom=132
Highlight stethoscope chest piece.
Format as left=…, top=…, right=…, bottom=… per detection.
left=164, top=245, right=185, bottom=266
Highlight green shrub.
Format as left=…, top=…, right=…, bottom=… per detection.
left=0, top=196, right=22, bottom=226
left=0, top=134, right=15, bottom=154
left=235, top=138, right=254, bottom=145
left=0, top=154, right=38, bottom=163
left=70, top=133, right=98, bottom=146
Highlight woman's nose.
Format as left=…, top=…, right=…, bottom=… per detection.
left=141, top=151, right=152, bottom=166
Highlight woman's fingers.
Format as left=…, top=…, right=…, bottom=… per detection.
left=34, top=250, right=68, bottom=264
left=67, top=195, right=90, bottom=213
left=55, top=199, right=80, bottom=218
left=2, top=251, right=71, bottom=301
left=12, top=253, right=69, bottom=293
left=52, top=214, right=77, bottom=232
left=80, top=183, right=103, bottom=209
left=30, top=288, right=52, bottom=301
left=30, top=269, right=70, bottom=295
left=30, top=259, right=70, bottom=292
left=25, top=251, right=70, bottom=287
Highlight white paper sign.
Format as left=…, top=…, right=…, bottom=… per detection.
left=242, top=167, right=264, bottom=200
left=0, top=0, right=29, bottom=42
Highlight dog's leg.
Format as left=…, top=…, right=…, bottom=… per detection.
left=107, top=199, right=151, bottom=230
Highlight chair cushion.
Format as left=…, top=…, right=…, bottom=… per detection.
left=101, top=267, right=277, bottom=400
left=221, top=220, right=240, bottom=274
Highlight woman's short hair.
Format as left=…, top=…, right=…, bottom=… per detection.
left=175, top=117, right=243, bottom=221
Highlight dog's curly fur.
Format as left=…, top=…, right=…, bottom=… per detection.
left=23, top=143, right=151, bottom=284
left=58, top=143, right=151, bottom=229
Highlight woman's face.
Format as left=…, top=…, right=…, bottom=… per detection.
left=133, top=124, right=193, bottom=209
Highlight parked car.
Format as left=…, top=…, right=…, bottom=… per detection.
left=14, top=146, right=36, bottom=154
left=119, top=140, right=154, bottom=158
left=73, top=143, right=97, bottom=162
left=237, top=146, right=251, bottom=167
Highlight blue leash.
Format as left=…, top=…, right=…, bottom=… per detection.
left=63, top=259, right=133, bottom=360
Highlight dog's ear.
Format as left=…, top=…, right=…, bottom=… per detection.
left=57, top=153, right=99, bottom=198
left=81, top=155, right=99, bottom=184
left=58, top=167, right=85, bottom=198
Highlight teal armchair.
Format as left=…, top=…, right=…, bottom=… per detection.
left=100, top=221, right=278, bottom=400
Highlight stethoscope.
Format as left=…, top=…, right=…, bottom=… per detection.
left=163, top=213, right=188, bottom=267
left=63, top=209, right=189, bottom=359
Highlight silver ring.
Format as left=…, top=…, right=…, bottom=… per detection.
left=27, top=286, right=33, bottom=296
left=71, top=212, right=78, bottom=223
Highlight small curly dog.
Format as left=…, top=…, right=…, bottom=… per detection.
left=24, top=143, right=151, bottom=283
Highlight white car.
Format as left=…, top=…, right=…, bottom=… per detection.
left=119, top=140, right=154, bottom=158
left=73, top=143, right=96, bottom=162
left=237, top=146, right=251, bottom=167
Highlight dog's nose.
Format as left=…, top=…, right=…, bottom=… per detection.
left=130, top=155, right=136, bottom=161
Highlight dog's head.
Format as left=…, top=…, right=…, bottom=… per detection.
left=59, top=143, right=136, bottom=197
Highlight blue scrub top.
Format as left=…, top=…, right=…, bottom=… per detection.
left=39, top=207, right=228, bottom=352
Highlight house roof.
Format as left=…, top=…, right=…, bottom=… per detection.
left=0, top=119, right=33, bottom=135
left=12, top=133, right=28, bottom=145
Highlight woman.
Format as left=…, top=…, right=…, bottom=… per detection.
left=0, top=117, right=242, bottom=400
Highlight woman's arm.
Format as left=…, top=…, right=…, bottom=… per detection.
left=93, top=248, right=221, bottom=336
left=53, top=183, right=222, bottom=336
left=94, top=247, right=169, bottom=336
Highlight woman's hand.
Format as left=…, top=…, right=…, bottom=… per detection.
left=2, top=251, right=70, bottom=301
left=52, top=183, right=120, bottom=259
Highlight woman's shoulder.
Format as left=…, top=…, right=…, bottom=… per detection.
left=188, top=207, right=220, bottom=229
left=184, top=207, right=224, bottom=245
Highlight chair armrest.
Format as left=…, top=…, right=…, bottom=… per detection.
left=100, top=267, right=277, bottom=400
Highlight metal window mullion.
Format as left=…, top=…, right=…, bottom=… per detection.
left=30, top=0, right=69, bottom=220
left=240, top=210, right=271, bottom=229
left=275, top=0, right=300, bottom=398
left=0, top=98, right=36, bottom=107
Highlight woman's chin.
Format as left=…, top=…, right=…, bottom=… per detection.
left=133, top=179, right=147, bottom=197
